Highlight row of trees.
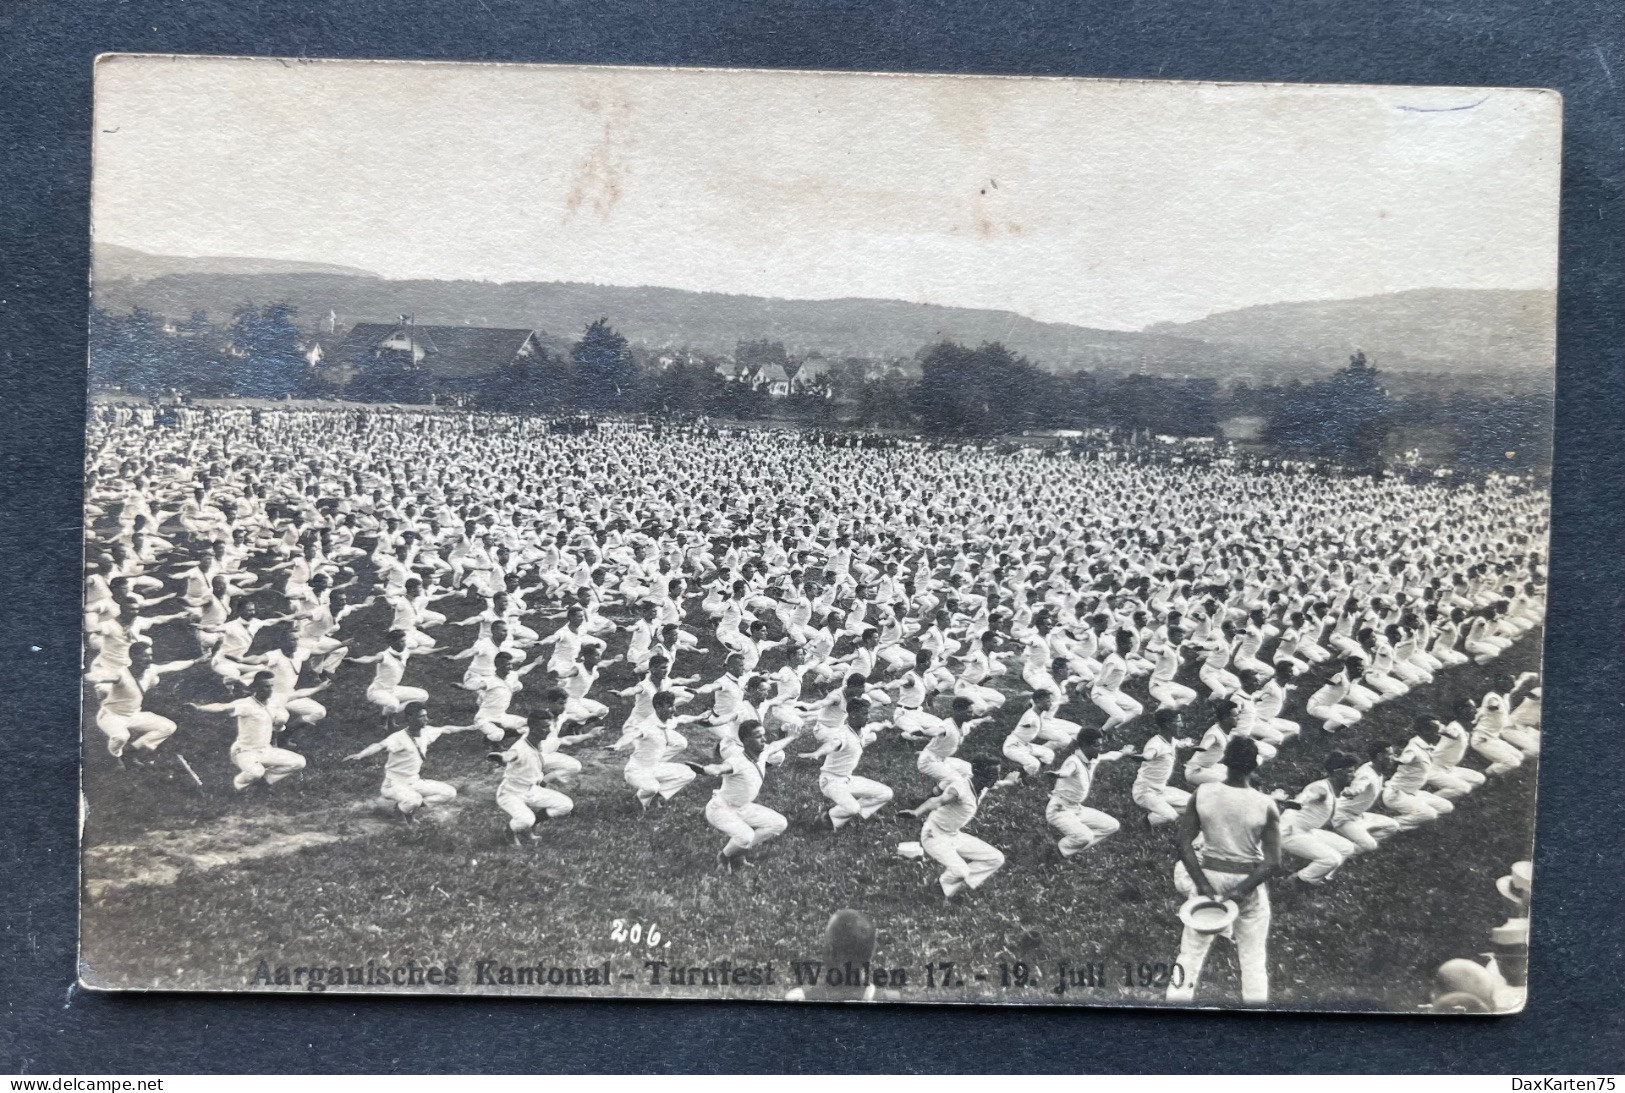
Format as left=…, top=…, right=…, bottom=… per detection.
left=910, top=341, right=1223, bottom=438
left=480, top=321, right=799, bottom=419
left=91, top=304, right=311, bottom=400
left=89, top=304, right=1552, bottom=472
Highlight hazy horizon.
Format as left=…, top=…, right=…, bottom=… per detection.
left=96, top=240, right=1558, bottom=337
left=94, top=58, right=1562, bottom=331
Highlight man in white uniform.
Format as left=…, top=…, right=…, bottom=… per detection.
left=1145, top=627, right=1198, bottom=711
left=1381, top=724, right=1457, bottom=831
left=348, top=630, right=431, bottom=723
left=1278, top=752, right=1360, bottom=885
left=797, top=696, right=893, bottom=831
left=1471, top=692, right=1530, bottom=775
left=1184, top=699, right=1238, bottom=786
left=1002, top=689, right=1060, bottom=777
left=471, top=651, right=547, bottom=741
left=904, top=757, right=1008, bottom=902
left=1089, top=630, right=1144, bottom=734
left=1425, top=709, right=1485, bottom=798
left=1306, top=657, right=1366, bottom=733
left=912, top=696, right=986, bottom=783
left=491, top=703, right=578, bottom=846
left=244, top=630, right=331, bottom=737
left=190, top=673, right=306, bottom=791
left=92, top=642, right=199, bottom=762
left=698, top=719, right=796, bottom=870
left=343, top=701, right=478, bottom=819
left=537, top=606, right=607, bottom=676
left=1044, top=726, right=1131, bottom=858
left=1331, top=743, right=1404, bottom=852
left=444, top=619, right=524, bottom=691
left=1128, top=708, right=1195, bottom=827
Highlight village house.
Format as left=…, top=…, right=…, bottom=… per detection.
left=316, top=320, right=546, bottom=394
left=756, top=362, right=793, bottom=397
left=789, top=356, right=832, bottom=397
left=652, top=348, right=709, bottom=371
left=713, top=355, right=833, bottom=399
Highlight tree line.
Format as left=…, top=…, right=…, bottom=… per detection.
left=89, top=305, right=1552, bottom=472
left=91, top=304, right=310, bottom=400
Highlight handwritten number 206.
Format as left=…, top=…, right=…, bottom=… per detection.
left=610, top=919, right=662, bottom=947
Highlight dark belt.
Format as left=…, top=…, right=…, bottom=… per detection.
left=1198, top=856, right=1259, bottom=874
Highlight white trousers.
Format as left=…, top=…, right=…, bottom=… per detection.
left=1046, top=799, right=1120, bottom=856
left=97, top=709, right=176, bottom=757
left=383, top=776, right=456, bottom=814
left=1091, top=687, right=1143, bottom=728
left=1149, top=679, right=1198, bottom=710
left=818, top=773, right=893, bottom=827
left=297, top=636, right=349, bottom=675
left=1332, top=813, right=1401, bottom=853
left=366, top=683, right=429, bottom=714
left=706, top=798, right=787, bottom=855
left=624, top=761, right=695, bottom=803
left=1382, top=786, right=1455, bottom=831
left=1036, top=716, right=1081, bottom=748
left=1307, top=698, right=1362, bottom=731
left=894, top=707, right=945, bottom=737
left=210, top=655, right=257, bottom=685
left=232, top=743, right=306, bottom=789
left=1132, top=781, right=1191, bottom=826
left=1427, top=765, right=1485, bottom=798
left=562, top=696, right=609, bottom=724
left=476, top=712, right=526, bottom=741
left=876, top=646, right=917, bottom=673
left=1167, top=862, right=1270, bottom=1004
left=954, top=678, right=1005, bottom=715
left=1199, top=664, right=1241, bottom=697
left=498, top=783, right=573, bottom=830
left=921, top=826, right=1004, bottom=897
left=1002, top=737, right=1055, bottom=776
left=1281, top=827, right=1356, bottom=884
left=272, top=696, right=326, bottom=725
left=917, top=750, right=972, bottom=784
left=543, top=751, right=582, bottom=777
left=1472, top=734, right=1524, bottom=776
left=1503, top=727, right=1541, bottom=757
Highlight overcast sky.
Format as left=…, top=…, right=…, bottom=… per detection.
left=93, top=56, right=1561, bottom=331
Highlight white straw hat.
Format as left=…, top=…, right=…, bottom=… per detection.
left=1178, top=896, right=1239, bottom=935
left=1495, top=861, right=1533, bottom=905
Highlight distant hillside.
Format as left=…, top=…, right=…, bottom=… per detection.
left=94, top=243, right=377, bottom=284
left=92, top=267, right=1172, bottom=369
left=92, top=245, right=1555, bottom=387
left=1148, top=288, right=1555, bottom=377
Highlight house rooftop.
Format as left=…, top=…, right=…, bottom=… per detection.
left=339, top=322, right=540, bottom=379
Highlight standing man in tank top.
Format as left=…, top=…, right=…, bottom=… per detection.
left=1166, top=735, right=1281, bottom=1006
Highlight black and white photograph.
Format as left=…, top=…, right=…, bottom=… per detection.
left=80, top=56, right=1559, bottom=1013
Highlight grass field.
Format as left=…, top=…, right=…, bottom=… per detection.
left=79, top=513, right=1541, bottom=1011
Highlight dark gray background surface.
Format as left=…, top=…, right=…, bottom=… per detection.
left=1, top=0, right=1620, bottom=1073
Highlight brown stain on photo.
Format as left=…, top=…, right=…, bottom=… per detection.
left=920, top=81, right=1044, bottom=241
left=565, top=85, right=636, bottom=220
left=964, top=177, right=1023, bottom=238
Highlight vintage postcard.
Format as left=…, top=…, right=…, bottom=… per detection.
left=81, top=56, right=1557, bottom=1011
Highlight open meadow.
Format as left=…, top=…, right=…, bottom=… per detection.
left=78, top=421, right=1542, bottom=1011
